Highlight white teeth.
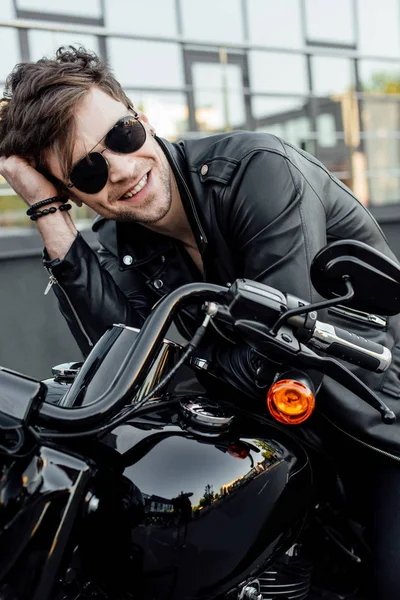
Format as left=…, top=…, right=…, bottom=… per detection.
left=121, top=173, right=148, bottom=199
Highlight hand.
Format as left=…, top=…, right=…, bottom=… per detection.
left=0, top=155, right=59, bottom=207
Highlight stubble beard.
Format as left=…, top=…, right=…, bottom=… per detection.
left=116, top=157, right=172, bottom=224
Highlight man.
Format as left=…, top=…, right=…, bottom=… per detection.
left=1, top=46, right=400, bottom=598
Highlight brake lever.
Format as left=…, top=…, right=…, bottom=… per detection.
left=234, top=319, right=395, bottom=424
left=299, top=347, right=395, bottom=424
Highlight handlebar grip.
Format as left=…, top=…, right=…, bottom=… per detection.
left=308, top=321, right=392, bottom=373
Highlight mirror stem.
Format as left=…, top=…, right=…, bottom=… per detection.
left=270, top=276, right=355, bottom=336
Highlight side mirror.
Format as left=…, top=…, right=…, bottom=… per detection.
left=310, top=240, right=400, bottom=316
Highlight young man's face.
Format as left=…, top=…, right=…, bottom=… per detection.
left=46, top=86, right=173, bottom=224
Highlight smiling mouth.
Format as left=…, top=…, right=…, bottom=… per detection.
left=120, top=172, right=149, bottom=199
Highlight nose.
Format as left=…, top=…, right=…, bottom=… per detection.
left=104, top=149, right=136, bottom=184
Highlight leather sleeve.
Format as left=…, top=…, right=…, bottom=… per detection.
left=225, top=149, right=327, bottom=299
left=208, top=149, right=329, bottom=398
left=207, top=148, right=400, bottom=403
left=44, top=233, right=152, bottom=356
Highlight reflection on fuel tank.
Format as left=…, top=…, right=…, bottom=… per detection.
left=98, top=399, right=312, bottom=600
left=219, top=441, right=282, bottom=499
left=142, top=491, right=193, bottom=524
left=138, top=439, right=283, bottom=525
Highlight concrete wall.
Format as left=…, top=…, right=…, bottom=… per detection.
left=1, top=212, right=400, bottom=380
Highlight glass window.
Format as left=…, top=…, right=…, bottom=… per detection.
left=181, top=0, right=244, bottom=44
left=0, top=190, right=28, bottom=230
left=316, top=114, right=337, bottom=147
left=252, top=96, right=314, bottom=152
left=0, top=176, right=9, bottom=193
left=315, top=98, right=346, bottom=140
left=286, top=117, right=312, bottom=148
left=0, top=168, right=30, bottom=231
left=361, top=97, right=400, bottom=204
left=305, top=0, right=355, bottom=44
left=357, top=0, right=400, bottom=57
left=359, top=61, right=400, bottom=93
left=124, top=90, right=188, bottom=140
left=252, top=96, right=308, bottom=120
left=107, top=39, right=184, bottom=89
left=359, top=101, right=384, bottom=138
left=104, top=0, right=177, bottom=37
left=2, top=0, right=15, bottom=18
left=313, top=96, right=352, bottom=185
left=16, top=0, right=102, bottom=17
left=247, top=0, right=303, bottom=48
left=362, top=98, right=400, bottom=169
left=311, top=56, right=355, bottom=96
left=249, top=52, right=308, bottom=94
left=192, top=62, right=246, bottom=131
left=0, top=28, right=20, bottom=82
left=29, top=30, right=99, bottom=62
left=367, top=173, right=400, bottom=205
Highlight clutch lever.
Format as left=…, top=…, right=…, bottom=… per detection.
left=235, top=319, right=395, bottom=424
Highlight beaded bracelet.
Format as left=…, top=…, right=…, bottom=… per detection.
left=26, top=195, right=65, bottom=216
left=30, top=203, right=72, bottom=221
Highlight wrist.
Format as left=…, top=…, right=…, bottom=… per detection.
left=27, top=195, right=77, bottom=239
left=26, top=195, right=66, bottom=217
left=25, top=189, right=60, bottom=207
left=34, top=204, right=77, bottom=233
left=36, top=212, right=78, bottom=261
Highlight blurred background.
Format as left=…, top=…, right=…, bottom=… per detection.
left=0, top=0, right=399, bottom=377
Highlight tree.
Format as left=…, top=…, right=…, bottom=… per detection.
left=362, top=71, right=400, bottom=94
left=198, top=484, right=218, bottom=507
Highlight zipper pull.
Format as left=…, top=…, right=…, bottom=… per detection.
left=44, top=274, right=58, bottom=295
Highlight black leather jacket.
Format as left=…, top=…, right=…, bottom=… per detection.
left=45, top=131, right=400, bottom=455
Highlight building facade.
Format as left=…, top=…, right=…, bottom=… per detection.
left=0, top=0, right=399, bottom=227
left=0, top=0, right=399, bottom=378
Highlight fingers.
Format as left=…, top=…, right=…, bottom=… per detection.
left=0, top=154, right=37, bottom=178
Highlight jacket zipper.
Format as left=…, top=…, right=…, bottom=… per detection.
left=328, top=305, right=387, bottom=328
left=44, top=272, right=94, bottom=348
left=321, top=413, right=400, bottom=462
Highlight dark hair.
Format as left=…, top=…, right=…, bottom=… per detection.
left=0, top=45, right=132, bottom=181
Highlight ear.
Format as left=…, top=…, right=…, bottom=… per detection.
left=135, top=110, right=156, bottom=136
left=55, top=183, right=82, bottom=207
left=136, top=109, right=149, bottom=123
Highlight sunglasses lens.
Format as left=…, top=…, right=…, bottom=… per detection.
left=69, top=116, right=147, bottom=194
left=105, top=116, right=147, bottom=154
left=70, top=152, right=109, bottom=194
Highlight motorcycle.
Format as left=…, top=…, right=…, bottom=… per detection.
left=1, top=239, right=400, bottom=600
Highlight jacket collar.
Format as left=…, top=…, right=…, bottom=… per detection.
left=156, top=136, right=208, bottom=253
left=92, top=136, right=208, bottom=267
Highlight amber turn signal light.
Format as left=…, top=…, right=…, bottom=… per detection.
left=267, top=379, right=315, bottom=425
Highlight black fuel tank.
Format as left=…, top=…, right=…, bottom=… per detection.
left=99, top=398, right=313, bottom=600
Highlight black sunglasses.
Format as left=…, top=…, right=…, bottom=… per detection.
left=67, top=110, right=147, bottom=195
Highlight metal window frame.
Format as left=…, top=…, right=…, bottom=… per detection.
left=300, top=0, right=358, bottom=49
left=1, top=16, right=399, bottom=62
left=13, top=0, right=105, bottom=27
left=0, top=1, right=399, bottom=209
left=183, top=48, right=252, bottom=131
